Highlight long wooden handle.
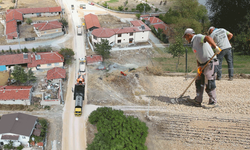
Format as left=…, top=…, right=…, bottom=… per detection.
left=178, top=53, right=217, bottom=98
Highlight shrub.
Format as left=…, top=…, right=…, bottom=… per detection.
left=125, top=7, right=128, bottom=11
left=87, top=107, right=148, bottom=150
left=9, top=6, right=14, bottom=9
left=44, top=105, right=51, bottom=110
left=118, top=5, right=124, bottom=11
left=135, top=13, right=141, bottom=19
left=26, top=18, right=33, bottom=25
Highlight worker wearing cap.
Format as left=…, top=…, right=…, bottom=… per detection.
left=208, top=26, right=234, bottom=81
left=183, top=28, right=221, bottom=108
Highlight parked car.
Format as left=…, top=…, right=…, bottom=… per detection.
left=88, top=2, right=94, bottom=5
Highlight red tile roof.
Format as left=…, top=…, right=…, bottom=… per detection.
left=37, top=142, right=43, bottom=146
left=0, top=53, right=31, bottom=66
left=113, top=26, right=151, bottom=34
left=33, top=21, right=62, bottom=31
left=30, top=141, right=35, bottom=146
left=1, top=135, right=19, bottom=140
left=84, top=13, right=101, bottom=30
left=47, top=67, right=66, bottom=80
left=6, top=9, right=23, bottom=23
left=130, top=20, right=146, bottom=27
left=92, top=28, right=115, bottom=38
left=28, top=52, right=64, bottom=68
left=153, top=23, right=167, bottom=30
left=86, top=55, right=103, bottom=64
left=6, top=20, right=18, bottom=39
left=12, top=7, right=61, bottom=14
left=0, top=86, right=33, bottom=100
left=144, top=17, right=163, bottom=24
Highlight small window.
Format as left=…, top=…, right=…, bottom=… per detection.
left=13, top=100, right=15, bottom=101
left=130, top=32, right=133, bottom=36
left=47, top=63, right=52, bottom=66
left=44, top=31, right=46, bottom=34
left=117, top=40, right=121, bottom=43
left=94, top=36, right=97, bottom=40
left=118, top=34, right=121, bottom=37
left=142, top=37, right=144, bottom=39
left=55, top=63, right=59, bottom=66
left=56, top=29, right=58, bottom=32
left=22, top=136, right=26, bottom=139
left=110, top=42, right=113, bottom=45
left=32, top=13, right=34, bottom=14
left=51, top=12, right=53, bottom=14
left=37, top=65, right=41, bottom=67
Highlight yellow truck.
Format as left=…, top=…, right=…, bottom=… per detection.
left=73, top=84, right=85, bottom=116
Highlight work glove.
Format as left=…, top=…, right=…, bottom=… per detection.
left=197, top=66, right=202, bottom=76
left=215, top=46, right=222, bottom=54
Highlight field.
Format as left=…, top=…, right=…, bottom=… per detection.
left=0, top=0, right=15, bottom=11
left=17, top=0, right=58, bottom=8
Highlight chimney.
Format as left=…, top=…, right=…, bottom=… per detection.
left=16, top=117, right=18, bottom=121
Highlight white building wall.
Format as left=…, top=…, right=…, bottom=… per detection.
left=92, top=35, right=115, bottom=46
left=41, top=12, right=60, bottom=17
left=116, top=33, right=130, bottom=44
left=18, top=135, right=30, bottom=146
left=0, top=100, right=30, bottom=105
left=23, top=12, right=60, bottom=18
left=134, top=31, right=150, bottom=42
left=37, top=62, right=63, bottom=70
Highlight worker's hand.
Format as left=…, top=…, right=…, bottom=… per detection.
left=197, top=67, right=202, bottom=76
left=215, top=46, right=222, bottom=54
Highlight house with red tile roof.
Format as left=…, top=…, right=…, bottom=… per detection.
left=46, top=67, right=66, bottom=82
left=86, top=55, right=103, bottom=65
left=84, top=13, right=101, bottom=31
left=5, top=7, right=62, bottom=39
left=0, top=52, right=64, bottom=71
left=143, top=17, right=170, bottom=36
left=0, top=113, right=38, bottom=147
left=33, top=21, right=63, bottom=37
left=0, top=85, right=33, bottom=105
left=90, top=18, right=151, bottom=46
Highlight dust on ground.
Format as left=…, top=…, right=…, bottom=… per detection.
left=0, top=23, right=7, bottom=45
left=19, top=24, right=37, bottom=38
left=0, top=0, right=15, bottom=11
left=97, top=14, right=130, bottom=29
left=0, top=71, right=9, bottom=86
left=86, top=46, right=250, bottom=149
left=24, top=16, right=61, bottom=22
left=17, top=0, right=58, bottom=8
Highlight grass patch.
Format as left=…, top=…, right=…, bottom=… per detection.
left=152, top=47, right=250, bottom=74
left=107, top=0, right=119, bottom=3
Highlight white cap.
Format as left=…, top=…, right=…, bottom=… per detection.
left=207, top=26, right=215, bottom=35
left=183, top=28, right=195, bottom=38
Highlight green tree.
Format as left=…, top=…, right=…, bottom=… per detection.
left=11, top=65, right=27, bottom=84
left=26, top=18, right=33, bottom=25
left=103, top=2, right=108, bottom=8
left=32, top=48, right=36, bottom=52
left=155, top=8, right=159, bottom=12
left=2, top=50, right=4, bottom=54
left=59, top=48, right=75, bottom=64
left=9, top=47, right=12, bottom=54
left=94, top=39, right=111, bottom=59
left=136, top=3, right=151, bottom=13
left=125, top=7, right=128, bottom=11
left=4, top=140, right=14, bottom=149
left=23, top=47, right=29, bottom=53
left=17, top=49, right=21, bottom=53
left=16, top=144, right=24, bottom=150
left=59, top=18, right=68, bottom=27
left=118, top=5, right=124, bottom=11
left=27, top=68, right=36, bottom=84
left=167, top=37, right=185, bottom=71
left=135, top=13, right=141, bottom=19
left=87, top=107, right=148, bottom=150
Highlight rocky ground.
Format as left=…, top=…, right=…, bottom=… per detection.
left=86, top=48, right=250, bottom=150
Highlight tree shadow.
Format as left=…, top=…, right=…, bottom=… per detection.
left=147, top=95, right=194, bottom=107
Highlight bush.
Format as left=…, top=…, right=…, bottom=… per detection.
left=87, top=107, right=148, bottom=150
left=9, top=6, right=14, bottom=9
left=118, top=5, right=124, bottom=11
left=26, top=18, right=33, bottom=25
left=44, top=105, right=51, bottom=110
left=125, top=7, right=128, bottom=11
left=135, top=13, right=141, bottom=19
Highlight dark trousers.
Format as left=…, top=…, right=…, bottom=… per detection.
left=217, top=48, right=234, bottom=78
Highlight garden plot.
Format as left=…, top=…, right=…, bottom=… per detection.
left=17, top=0, right=58, bottom=8
left=98, top=14, right=130, bottom=29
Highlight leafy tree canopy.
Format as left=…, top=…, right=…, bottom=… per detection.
left=136, top=3, right=151, bottom=13
left=11, top=65, right=27, bottom=84
left=59, top=48, right=75, bottom=64
left=59, top=18, right=68, bottom=27
left=87, top=107, right=148, bottom=150
left=94, top=39, right=112, bottom=59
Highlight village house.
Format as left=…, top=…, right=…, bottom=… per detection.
left=0, top=52, right=64, bottom=71
left=142, top=16, right=170, bottom=36
left=86, top=55, right=103, bottom=65
left=0, top=113, right=38, bottom=147
left=84, top=13, right=101, bottom=32
left=33, top=21, right=63, bottom=37
left=90, top=19, right=151, bottom=47
left=46, top=67, right=66, bottom=83
left=5, top=7, right=62, bottom=39
left=0, top=86, right=33, bottom=105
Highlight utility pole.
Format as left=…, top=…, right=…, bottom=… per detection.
left=18, top=33, right=21, bottom=51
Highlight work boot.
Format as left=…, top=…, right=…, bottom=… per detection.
left=203, top=102, right=219, bottom=109
left=228, top=77, right=233, bottom=81
left=216, top=77, right=221, bottom=80
left=187, top=98, right=202, bottom=107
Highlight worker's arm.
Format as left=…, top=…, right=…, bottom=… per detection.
left=204, top=36, right=217, bottom=48
left=227, top=32, right=233, bottom=41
